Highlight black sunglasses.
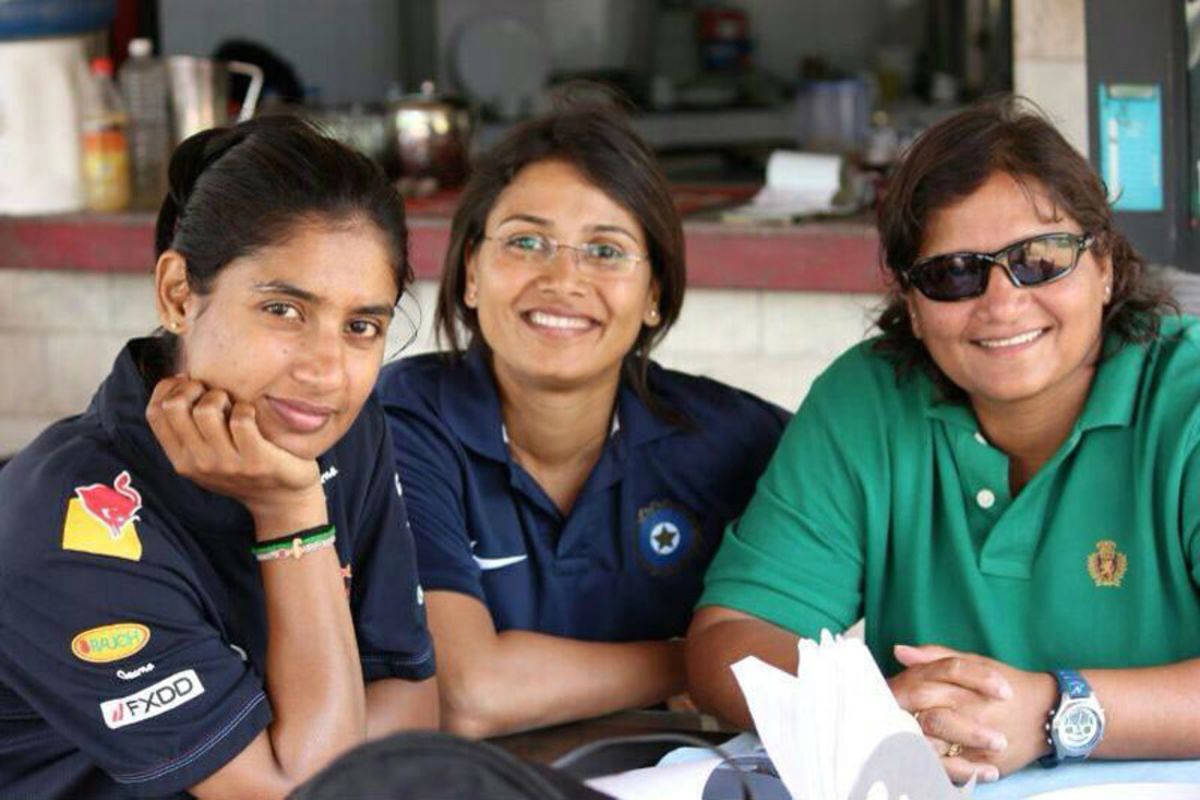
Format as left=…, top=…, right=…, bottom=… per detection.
left=904, top=232, right=1095, bottom=302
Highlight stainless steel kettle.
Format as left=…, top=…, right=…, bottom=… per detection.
left=386, top=81, right=473, bottom=189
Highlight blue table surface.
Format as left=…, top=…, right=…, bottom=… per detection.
left=975, top=760, right=1200, bottom=798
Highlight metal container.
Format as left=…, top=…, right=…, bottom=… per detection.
left=165, top=56, right=263, bottom=144
left=307, top=103, right=392, bottom=167
left=387, top=81, right=473, bottom=189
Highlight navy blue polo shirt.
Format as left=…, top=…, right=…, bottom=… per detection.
left=0, top=339, right=434, bottom=799
left=376, top=348, right=788, bottom=641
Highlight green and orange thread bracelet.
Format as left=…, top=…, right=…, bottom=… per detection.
left=252, top=524, right=336, bottom=562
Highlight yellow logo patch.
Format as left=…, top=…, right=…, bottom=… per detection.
left=61, top=498, right=143, bottom=561
left=71, top=623, right=150, bottom=663
left=61, top=471, right=144, bottom=561
left=1087, top=539, right=1127, bottom=587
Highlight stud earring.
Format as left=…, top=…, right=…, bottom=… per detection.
left=1104, top=284, right=1112, bottom=302
left=465, top=287, right=477, bottom=306
left=647, top=308, right=660, bottom=323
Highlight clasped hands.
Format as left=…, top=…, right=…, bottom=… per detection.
left=888, top=643, right=1058, bottom=785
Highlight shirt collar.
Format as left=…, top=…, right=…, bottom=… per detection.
left=922, top=332, right=1146, bottom=433
left=439, top=348, right=679, bottom=462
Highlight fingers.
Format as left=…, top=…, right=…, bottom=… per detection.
left=914, top=705, right=1007, bottom=755
left=894, top=646, right=1012, bottom=701
left=145, top=378, right=184, bottom=461
left=147, top=376, right=238, bottom=475
left=192, top=388, right=237, bottom=458
left=895, top=643, right=964, bottom=663
left=943, top=751, right=1000, bottom=785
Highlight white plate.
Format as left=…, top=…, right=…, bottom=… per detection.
left=1025, top=784, right=1200, bottom=800
left=452, top=15, right=550, bottom=115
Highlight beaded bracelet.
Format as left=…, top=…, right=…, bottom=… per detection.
left=252, top=524, right=336, bottom=562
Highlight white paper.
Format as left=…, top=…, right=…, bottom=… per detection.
left=731, top=630, right=971, bottom=800
left=721, top=150, right=845, bottom=223
left=765, top=151, right=843, bottom=201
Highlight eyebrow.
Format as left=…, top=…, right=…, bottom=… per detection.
left=495, top=213, right=551, bottom=228
left=495, top=215, right=640, bottom=243
left=251, top=280, right=395, bottom=318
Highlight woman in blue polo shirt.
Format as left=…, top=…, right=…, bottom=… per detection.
left=0, top=117, right=434, bottom=799
left=689, top=97, right=1200, bottom=784
left=376, top=100, right=787, bottom=737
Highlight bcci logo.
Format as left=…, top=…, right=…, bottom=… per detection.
left=636, top=500, right=700, bottom=575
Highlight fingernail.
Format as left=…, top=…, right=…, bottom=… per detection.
left=996, top=682, right=1013, bottom=700
left=989, top=734, right=1007, bottom=752
left=980, top=767, right=1000, bottom=783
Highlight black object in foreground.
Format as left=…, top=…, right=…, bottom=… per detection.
left=289, top=731, right=613, bottom=800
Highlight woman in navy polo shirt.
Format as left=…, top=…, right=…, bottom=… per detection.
left=376, top=100, right=787, bottom=737
left=0, top=117, right=434, bottom=799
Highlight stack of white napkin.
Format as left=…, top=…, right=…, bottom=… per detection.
left=731, top=630, right=972, bottom=800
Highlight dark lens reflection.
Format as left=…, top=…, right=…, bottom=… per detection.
left=917, top=254, right=990, bottom=300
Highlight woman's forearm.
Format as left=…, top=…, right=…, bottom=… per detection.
left=441, top=632, right=685, bottom=739
left=256, top=503, right=366, bottom=778
left=1086, top=658, right=1200, bottom=759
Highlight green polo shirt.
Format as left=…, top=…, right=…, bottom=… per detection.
left=700, top=315, right=1200, bottom=676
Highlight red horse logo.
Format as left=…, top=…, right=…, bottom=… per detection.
left=75, top=471, right=143, bottom=540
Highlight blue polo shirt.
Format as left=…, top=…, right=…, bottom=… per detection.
left=376, top=348, right=788, bottom=641
left=0, top=339, right=434, bottom=799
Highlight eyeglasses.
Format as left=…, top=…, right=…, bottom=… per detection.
left=904, top=232, right=1095, bottom=302
left=481, top=233, right=648, bottom=277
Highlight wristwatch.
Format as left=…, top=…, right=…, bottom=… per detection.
left=1040, top=669, right=1105, bottom=767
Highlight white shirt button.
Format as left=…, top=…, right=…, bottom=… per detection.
left=974, top=432, right=988, bottom=445
left=976, top=488, right=996, bottom=509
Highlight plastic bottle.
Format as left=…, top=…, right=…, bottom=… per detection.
left=81, top=56, right=132, bottom=212
left=119, top=38, right=170, bottom=210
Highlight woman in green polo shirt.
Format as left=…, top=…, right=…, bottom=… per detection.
left=687, top=96, right=1200, bottom=784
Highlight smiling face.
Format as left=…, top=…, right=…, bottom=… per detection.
left=907, top=171, right=1112, bottom=411
left=464, top=158, right=660, bottom=391
left=164, top=220, right=397, bottom=460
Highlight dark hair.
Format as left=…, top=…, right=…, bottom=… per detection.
left=874, top=95, right=1176, bottom=399
left=155, top=114, right=411, bottom=301
left=434, top=92, right=686, bottom=415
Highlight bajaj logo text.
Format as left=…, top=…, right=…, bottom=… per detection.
left=71, top=623, right=150, bottom=663
left=100, top=669, right=205, bottom=730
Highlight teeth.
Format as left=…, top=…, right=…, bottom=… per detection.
left=528, top=311, right=591, bottom=330
left=978, top=329, right=1044, bottom=348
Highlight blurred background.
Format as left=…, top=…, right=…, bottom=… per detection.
left=1, top=0, right=1197, bottom=457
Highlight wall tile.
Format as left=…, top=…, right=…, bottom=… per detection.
left=0, top=415, right=58, bottom=457
left=44, top=334, right=123, bottom=417
left=1014, top=58, right=1089, bottom=156
left=107, top=274, right=159, bottom=335
left=657, top=289, right=762, bottom=357
left=1014, top=0, right=1086, bottom=61
left=0, top=333, right=50, bottom=415
left=0, top=270, right=109, bottom=332
left=760, top=292, right=880, bottom=356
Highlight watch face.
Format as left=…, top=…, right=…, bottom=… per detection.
left=1057, top=703, right=1103, bottom=753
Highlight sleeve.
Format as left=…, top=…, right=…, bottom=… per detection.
left=1179, top=430, right=1200, bottom=589
left=0, top=542, right=270, bottom=797
left=698, top=356, right=879, bottom=639
left=384, top=402, right=488, bottom=603
left=349, top=406, right=437, bottom=682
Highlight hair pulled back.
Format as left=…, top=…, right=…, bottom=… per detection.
left=155, top=114, right=412, bottom=299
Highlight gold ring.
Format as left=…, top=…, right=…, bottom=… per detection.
left=946, top=742, right=963, bottom=758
